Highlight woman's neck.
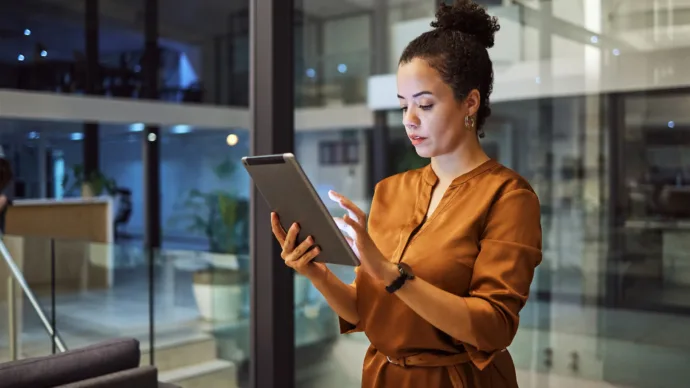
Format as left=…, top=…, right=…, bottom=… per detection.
left=430, top=143, right=490, bottom=186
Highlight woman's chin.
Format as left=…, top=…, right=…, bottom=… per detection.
left=414, top=147, right=433, bottom=159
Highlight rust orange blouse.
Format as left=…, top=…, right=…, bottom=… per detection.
left=340, top=160, right=542, bottom=388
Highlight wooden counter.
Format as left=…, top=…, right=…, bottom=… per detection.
left=1, top=197, right=114, bottom=296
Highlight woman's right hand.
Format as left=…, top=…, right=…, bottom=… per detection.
left=271, top=212, right=327, bottom=281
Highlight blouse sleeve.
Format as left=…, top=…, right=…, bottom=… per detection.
left=461, top=188, right=543, bottom=369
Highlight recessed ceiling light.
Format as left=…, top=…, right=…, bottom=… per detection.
left=171, top=125, right=191, bottom=134
left=226, top=134, right=239, bottom=146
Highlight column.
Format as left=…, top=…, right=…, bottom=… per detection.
left=534, top=0, right=556, bottom=374
left=369, top=0, right=391, bottom=193
left=142, top=0, right=161, bottom=365
left=249, top=0, right=296, bottom=387
left=83, top=0, right=99, bottom=178
left=37, top=136, right=47, bottom=198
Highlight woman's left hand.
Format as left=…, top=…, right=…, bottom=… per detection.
left=328, top=190, right=394, bottom=282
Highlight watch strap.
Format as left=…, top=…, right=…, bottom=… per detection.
left=385, top=263, right=414, bottom=293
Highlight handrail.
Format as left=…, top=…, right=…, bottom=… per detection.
left=0, top=239, right=67, bottom=354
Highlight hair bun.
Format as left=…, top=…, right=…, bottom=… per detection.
left=431, top=0, right=500, bottom=49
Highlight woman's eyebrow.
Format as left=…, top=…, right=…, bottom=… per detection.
left=397, top=91, right=433, bottom=99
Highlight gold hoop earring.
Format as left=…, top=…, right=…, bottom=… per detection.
left=464, top=115, right=475, bottom=130
left=465, top=115, right=485, bottom=138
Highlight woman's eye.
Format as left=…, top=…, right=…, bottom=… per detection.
left=400, top=106, right=408, bottom=112
left=419, top=104, right=433, bottom=110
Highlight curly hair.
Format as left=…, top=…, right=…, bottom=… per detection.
left=399, top=0, right=500, bottom=133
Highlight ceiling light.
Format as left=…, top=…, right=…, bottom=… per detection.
left=226, top=134, right=239, bottom=146
left=171, top=125, right=191, bottom=134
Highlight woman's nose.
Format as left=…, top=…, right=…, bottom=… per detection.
left=402, top=108, right=420, bottom=129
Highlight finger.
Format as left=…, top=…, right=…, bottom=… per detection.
left=329, top=191, right=365, bottom=224
left=287, top=235, right=314, bottom=261
left=333, top=216, right=347, bottom=231
left=334, top=216, right=356, bottom=240
left=283, top=223, right=299, bottom=253
left=271, top=212, right=287, bottom=245
left=343, top=214, right=363, bottom=233
left=294, top=246, right=321, bottom=266
left=343, top=236, right=359, bottom=257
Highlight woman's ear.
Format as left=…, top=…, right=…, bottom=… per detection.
left=465, top=89, right=481, bottom=117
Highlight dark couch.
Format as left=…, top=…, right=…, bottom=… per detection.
left=0, top=338, right=179, bottom=388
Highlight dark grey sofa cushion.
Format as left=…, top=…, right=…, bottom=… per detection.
left=53, top=365, right=158, bottom=388
left=0, top=338, right=140, bottom=388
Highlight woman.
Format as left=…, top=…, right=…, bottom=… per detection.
left=271, top=1, right=542, bottom=386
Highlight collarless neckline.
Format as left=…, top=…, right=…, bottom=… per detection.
left=422, top=159, right=498, bottom=187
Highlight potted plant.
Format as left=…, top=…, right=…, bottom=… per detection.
left=171, top=158, right=250, bottom=322
left=62, top=164, right=118, bottom=198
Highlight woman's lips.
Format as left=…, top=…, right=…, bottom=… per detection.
left=409, top=135, right=427, bottom=146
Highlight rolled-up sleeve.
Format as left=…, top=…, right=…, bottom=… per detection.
left=462, top=189, right=542, bottom=369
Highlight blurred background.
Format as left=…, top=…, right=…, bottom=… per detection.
left=0, top=0, right=689, bottom=387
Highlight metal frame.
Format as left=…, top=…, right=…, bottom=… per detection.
left=1, top=240, right=67, bottom=355
left=249, top=0, right=296, bottom=387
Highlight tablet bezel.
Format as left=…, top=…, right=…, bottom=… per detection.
left=242, top=153, right=361, bottom=267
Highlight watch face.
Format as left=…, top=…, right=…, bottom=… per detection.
left=399, top=263, right=415, bottom=279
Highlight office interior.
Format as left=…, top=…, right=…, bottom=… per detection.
left=0, top=0, right=689, bottom=387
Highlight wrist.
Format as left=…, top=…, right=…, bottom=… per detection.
left=379, top=261, right=400, bottom=285
left=306, top=264, right=330, bottom=286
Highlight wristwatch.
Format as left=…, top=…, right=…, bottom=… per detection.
left=385, top=263, right=415, bottom=293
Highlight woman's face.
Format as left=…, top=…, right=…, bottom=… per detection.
left=396, top=57, right=479, bottom=158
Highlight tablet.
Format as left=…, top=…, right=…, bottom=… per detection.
left=242, top=153, right=360, bottom=267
